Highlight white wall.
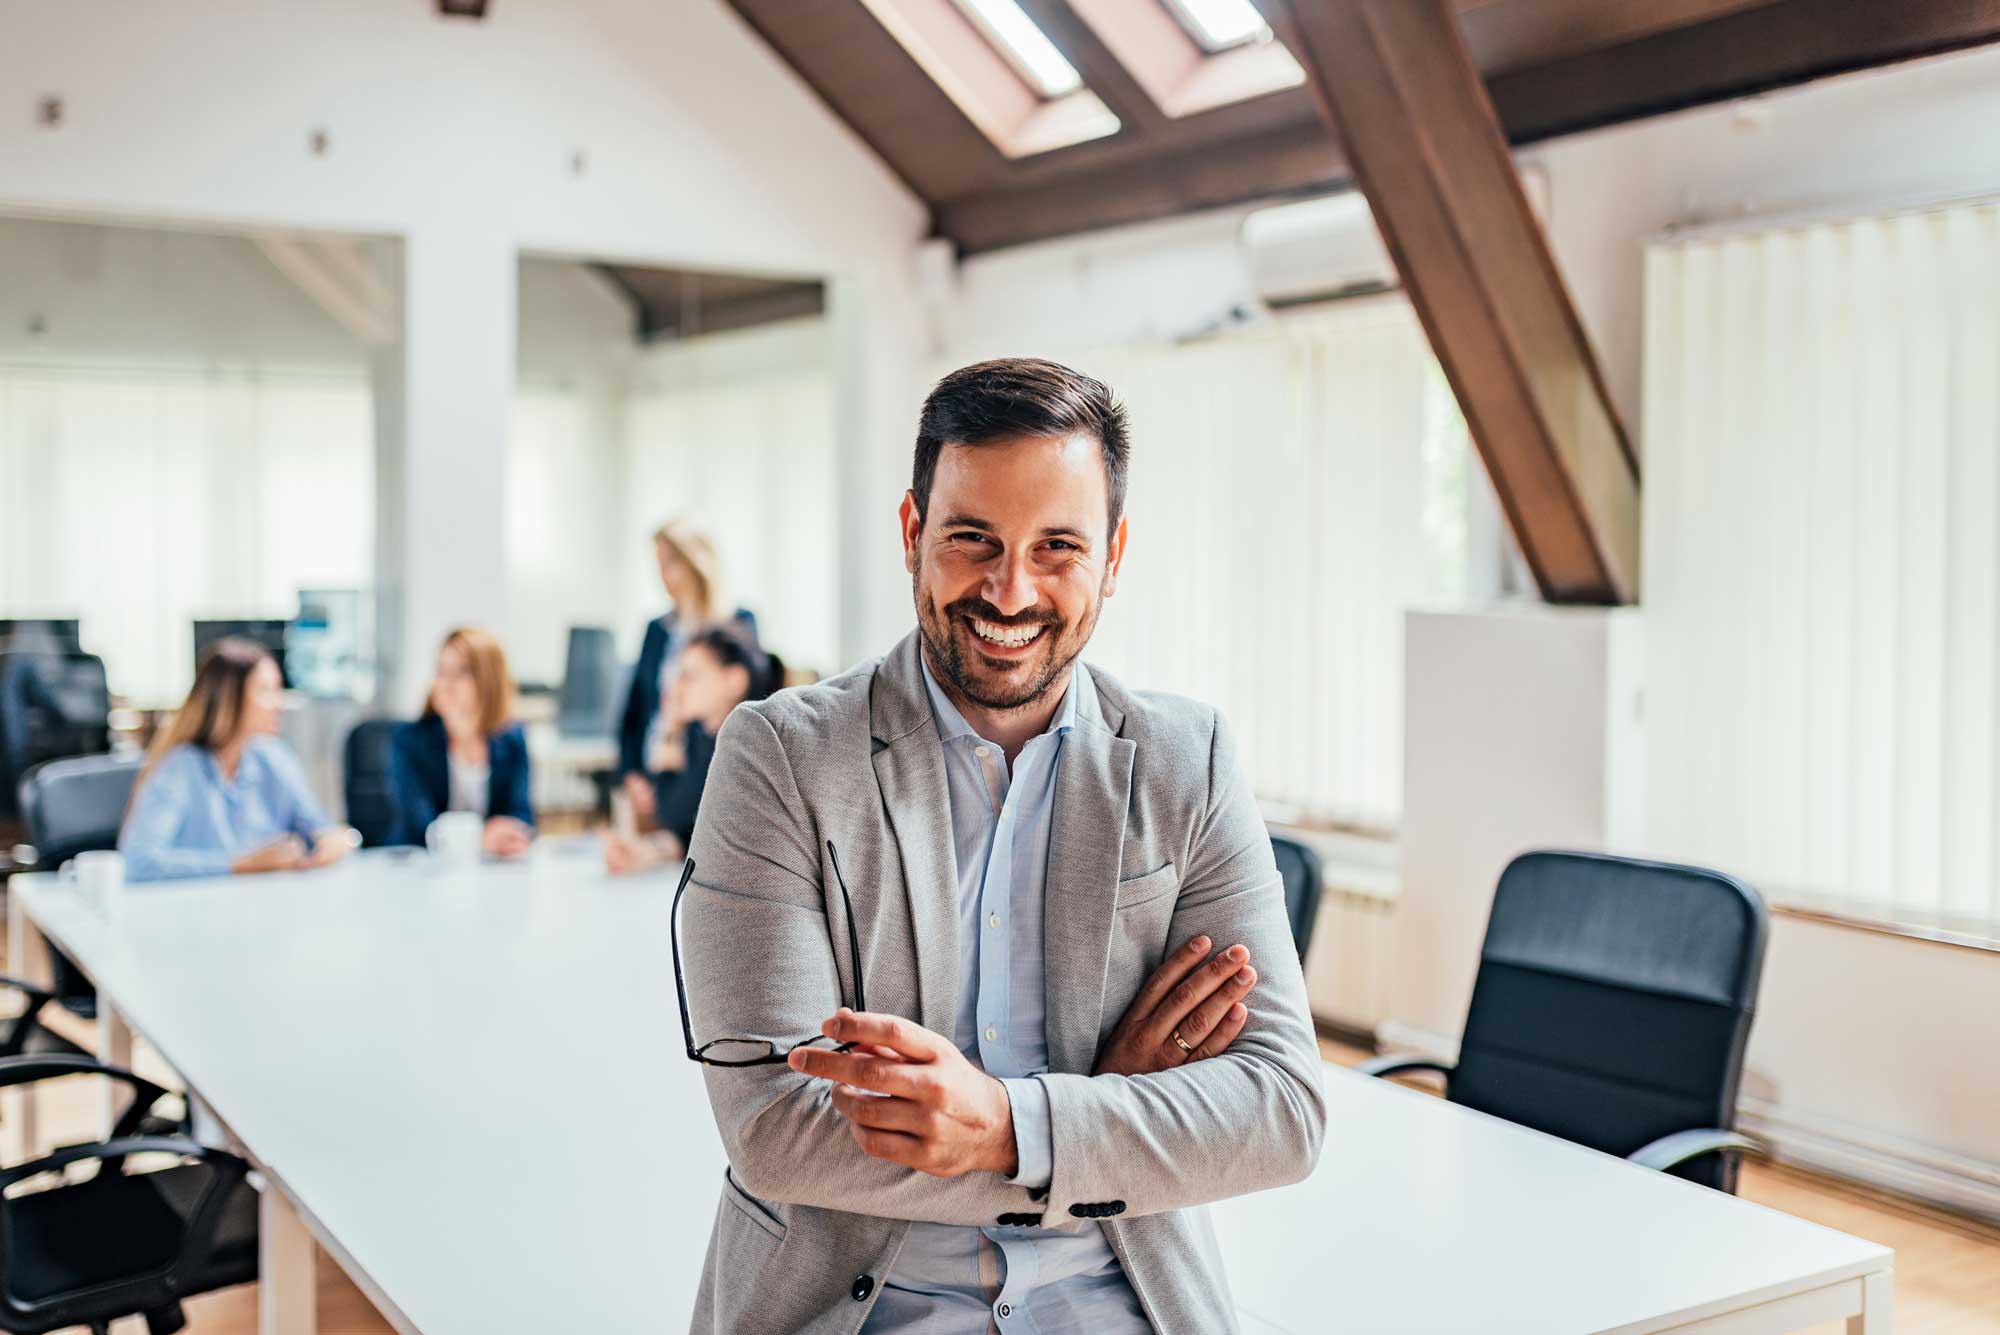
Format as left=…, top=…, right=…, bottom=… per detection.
left=1, top=0, right=927, bottom=707
left=1391, top=608, right=1643, bottom=1051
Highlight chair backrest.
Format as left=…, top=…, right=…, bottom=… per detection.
left=1450, top=850, right=1768, bottom=1192
left=17, top=751, right=143, bottom=866
left=343, top=719, right=401, bottom=848
left=556, top=626, right=623, bottom=739
left=0, top=651, right=111, bottom=818
left=1268, top=834, right=1324, bottom=962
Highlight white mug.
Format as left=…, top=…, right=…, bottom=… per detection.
left=63, top=849, right=126, bottom=914
left=426, top=811, right=483, bottom=866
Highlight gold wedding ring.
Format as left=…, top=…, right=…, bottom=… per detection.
left=1171, top=1029, right=1193, bottom=1054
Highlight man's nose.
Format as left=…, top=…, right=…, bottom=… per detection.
left=982, top=556, right=1039, bottom=617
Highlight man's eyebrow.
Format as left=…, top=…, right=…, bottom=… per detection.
left=935, top=513, right=995, bottom=532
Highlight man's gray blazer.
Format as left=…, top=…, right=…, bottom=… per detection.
left=684, top=630, right=1326, bottom=1333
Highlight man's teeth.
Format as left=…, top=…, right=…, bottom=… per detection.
left=969, top=617, right=1045, bottom=648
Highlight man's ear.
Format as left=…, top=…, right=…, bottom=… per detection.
left=1102, top=513, right=1129, bottom=597
left=899, top=491, right=922, bottom=573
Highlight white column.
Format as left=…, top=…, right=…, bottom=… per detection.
left=829, top=262, right=922, bottom=671
left=376, top=224, right=516, bottom=711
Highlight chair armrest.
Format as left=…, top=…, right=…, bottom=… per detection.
left=0, top=1134, right=244, bottom=1189
left=1354, top=1054, right=1456, bottom=1083
left=1626, top=1128, right=1760, bottom=1173
left=0, top=1054, right=170, bottom=1138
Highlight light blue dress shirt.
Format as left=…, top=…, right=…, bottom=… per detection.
left=118, top=737, right=330, bottom=882
left=864, top=655, right=1147, bottom=1333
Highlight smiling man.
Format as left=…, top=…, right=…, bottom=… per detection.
left=681, top=358, right=1326, bottom=1334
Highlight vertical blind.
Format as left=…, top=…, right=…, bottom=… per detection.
left=1642, top=199, right=2000, bottom=932
left=1056, top=297, right=1469, bottom=833
left=0, top=364, right=374, bottom=704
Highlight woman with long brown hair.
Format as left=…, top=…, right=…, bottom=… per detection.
left=386, top=626, right=535, bottom=855
left=119, top=637, right=355, bottom=881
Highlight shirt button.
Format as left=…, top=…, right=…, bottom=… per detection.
left=974, top=745, right=991, bottom=759
left=987, top=913, right=1001, bottom=929
left=984, top=1026, right=998, bottom=1042
left=997, top=1302, right=1012, bottom=1318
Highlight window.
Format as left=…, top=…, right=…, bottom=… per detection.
left=1162, top=0, right=1271, bottom=52
left=954, top=0, right=1082, bottom=97
left=1066, top=0, right=1303, bottom=119
left=1642, top=197, right=2000, bottom=938
left=863, top=0, right=1118, bottom=157
left=0, top=364, right=374, bottom=704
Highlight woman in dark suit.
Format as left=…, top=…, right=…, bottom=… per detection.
left=616, top=519, right=757, bottom=825
left=389, top=626, right=535, bottom=855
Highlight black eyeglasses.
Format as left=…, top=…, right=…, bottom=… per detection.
left=670, top=841, right=868, bottom=1067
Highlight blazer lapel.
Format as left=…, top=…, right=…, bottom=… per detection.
left=869, top=634, right=961, bottom=1037
left=1043, top=673, right=1135, bottom=1075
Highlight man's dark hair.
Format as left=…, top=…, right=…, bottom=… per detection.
left=912, top=357, right=1130, bottom=537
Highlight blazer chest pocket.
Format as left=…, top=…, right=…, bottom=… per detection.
left=1114, top=863, right=1180, bottom=911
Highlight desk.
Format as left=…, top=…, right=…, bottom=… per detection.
left=7, top=847, right=1892, bottom=1335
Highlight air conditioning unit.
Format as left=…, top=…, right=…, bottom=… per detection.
left=1241, top=166, right=1550, bottom=310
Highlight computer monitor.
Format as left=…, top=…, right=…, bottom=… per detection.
left=0, top=619, right=82, bottom=651
left=193, top=619, right=292, bottom=688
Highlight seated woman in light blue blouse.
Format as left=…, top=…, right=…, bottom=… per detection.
left=119, top=638, right=356, bottom=882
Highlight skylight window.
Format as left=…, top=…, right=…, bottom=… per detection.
left=1163, top=0, right=1272, bottom=52
left=954, top=0, right=1084, bottom=98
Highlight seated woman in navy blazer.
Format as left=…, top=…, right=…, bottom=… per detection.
left=388, top=626, right=535, bottom=856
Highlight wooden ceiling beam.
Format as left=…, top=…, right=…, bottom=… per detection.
left=1485, top=0, right=2000, bottom=143
left=939, top=117, right=1342, bottom=255
left=1267, top=0, right=1638, bottom=603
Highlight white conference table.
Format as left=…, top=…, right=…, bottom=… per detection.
left=6, top=844, right=1892, bottom=1334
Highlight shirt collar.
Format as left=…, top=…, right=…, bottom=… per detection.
left=919, top=645, right=1078, bottom=748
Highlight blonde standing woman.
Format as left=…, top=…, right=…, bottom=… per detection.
left=120, top=638, right=356, bottom=881
left=615, top=519, right=759, bottom=825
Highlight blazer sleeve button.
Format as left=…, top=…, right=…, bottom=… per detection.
left=851, top=1275, right=875, bottom=1302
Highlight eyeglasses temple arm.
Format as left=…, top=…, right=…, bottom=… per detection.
left=826, top=840, right=866, bottom=1013
left=668, top=859, right=703, bottom=1058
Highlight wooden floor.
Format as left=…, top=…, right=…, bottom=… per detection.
left=11, top=1026, right=1997, bottom=1332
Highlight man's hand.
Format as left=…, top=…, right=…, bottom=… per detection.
left=789, top=1009, right=1018, bottom=1179
left=1093, top=935, right=1258, bottom=1077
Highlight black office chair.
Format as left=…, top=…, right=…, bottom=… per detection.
left=0, top=1056, right=257, bottom=1335
left=1359, top=849, right=1768, bottom=1193
left=342, top=719, right=400, bottom=848
left=1268, top=834, right=1324, bottom=963
left=16, top=754, right=143, bottom=1022
left=0, top=653, right=111, bottom=823
left=556, top=626, right=624, bottom=740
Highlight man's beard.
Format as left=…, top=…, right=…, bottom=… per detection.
left=913, top=563, right=1097, bottom=713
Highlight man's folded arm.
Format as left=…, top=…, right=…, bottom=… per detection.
left=1037, top=710, right=1328, bottom=1221
left=684, top=706, right=1042, bottom=1226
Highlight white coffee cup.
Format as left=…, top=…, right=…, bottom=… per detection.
left=426, top=811, right=483, bottom=866
left=64, top=849, right=126, bottom=914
